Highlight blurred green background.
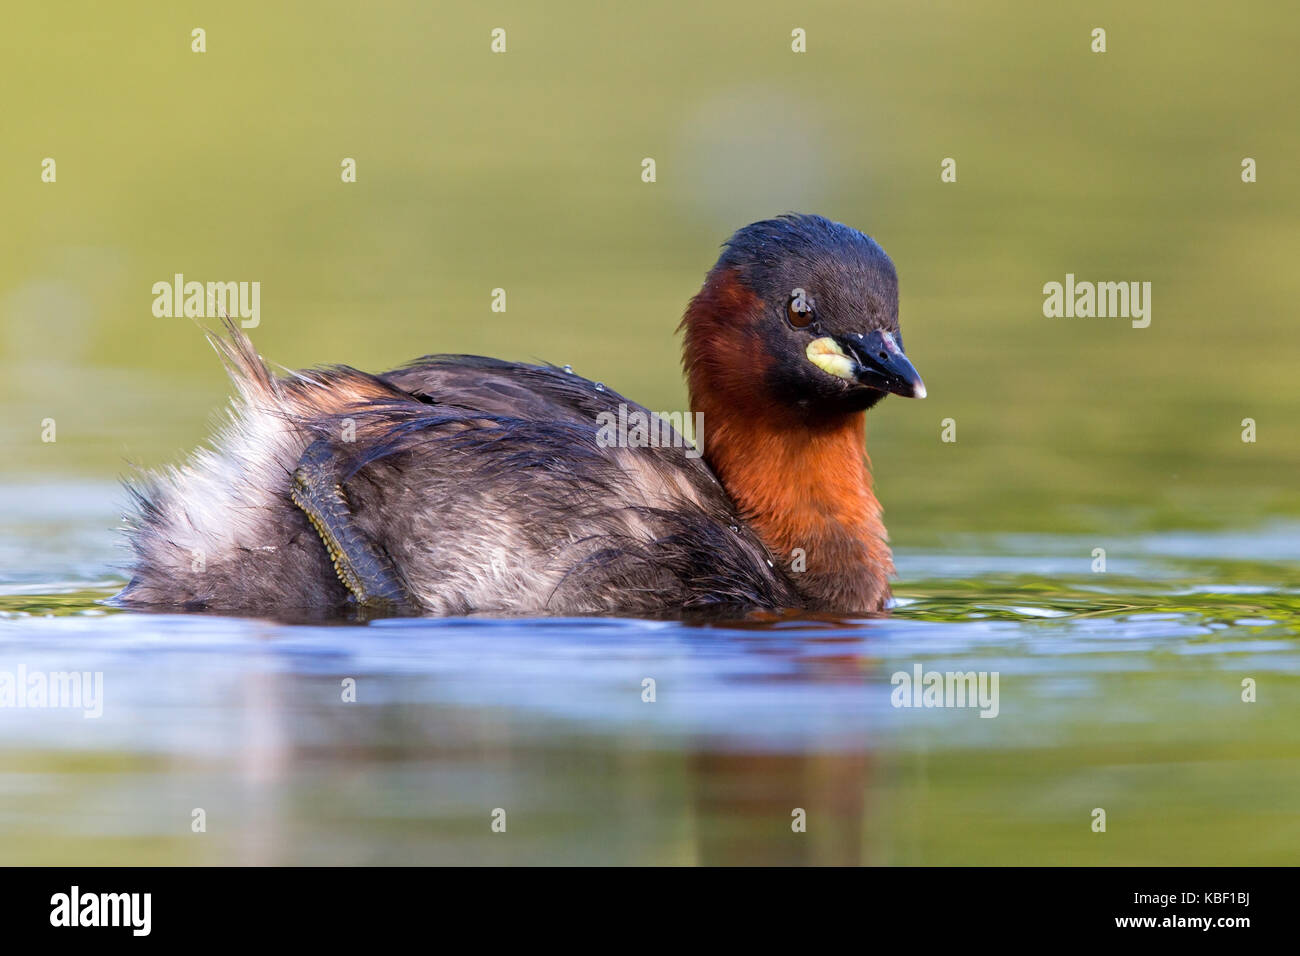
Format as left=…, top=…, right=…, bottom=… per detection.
left=3, top=0, right=1297, bottom=544
left=2, top=0, right=1298, bottom=870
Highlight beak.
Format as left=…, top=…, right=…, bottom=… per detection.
left=841, top=330, right=927, bottom=399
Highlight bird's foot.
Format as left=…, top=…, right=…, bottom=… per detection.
left=290, top=439, right=417, bottom=613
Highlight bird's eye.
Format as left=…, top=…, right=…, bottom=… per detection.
left=786, top=290, right=815, bottom=329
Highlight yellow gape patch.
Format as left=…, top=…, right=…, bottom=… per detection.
left=806, top=337, right=855, bottom=380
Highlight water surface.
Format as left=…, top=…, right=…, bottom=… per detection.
left=1, top=481, right=1295, bottom=865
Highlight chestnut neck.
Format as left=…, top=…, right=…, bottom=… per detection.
left=681, top=271, right=894, bottom=613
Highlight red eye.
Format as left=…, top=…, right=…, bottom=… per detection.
left=787, top=296, right=814, bottom=328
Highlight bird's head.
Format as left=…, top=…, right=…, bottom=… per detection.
left=681, top=214, right=925, bottom=423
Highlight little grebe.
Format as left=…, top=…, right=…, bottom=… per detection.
left=118, top=214, right=925, bottom=615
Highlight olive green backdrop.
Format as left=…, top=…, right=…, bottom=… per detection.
left=4, top=1, right=1297, bottom=546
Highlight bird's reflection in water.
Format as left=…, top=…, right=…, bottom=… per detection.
left=685, top=748, right=873, bottom=865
